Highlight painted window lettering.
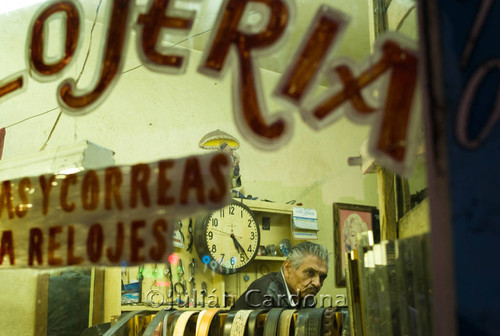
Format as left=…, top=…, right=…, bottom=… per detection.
left=0, top=152, right=231, bottom=267
left=456, top=0, right=499, bottom=149
left=0, top=0, right=419, bottom=176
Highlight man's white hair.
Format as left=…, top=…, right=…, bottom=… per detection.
left=287, top=242, right=329, bottom=270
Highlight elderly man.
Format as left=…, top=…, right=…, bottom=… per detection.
left=232, top=242, right=329, bottom=309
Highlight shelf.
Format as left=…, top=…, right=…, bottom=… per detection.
left=254, top=256, right=287, bottom=261
left=235, top=198, right=294, bottom=215
left=121, top=305, right=162, bottom=312
left=121, top=305, right=211, bottom=312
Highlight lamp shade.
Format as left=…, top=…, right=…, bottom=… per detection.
left=199, top=129, right=240, bottom=149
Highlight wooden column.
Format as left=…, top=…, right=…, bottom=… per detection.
left=377, top=168, right=398, bottom=241
left=104, top=268, right=121, bottom=322
left=34, top=273, right=50, bottom=336
left=90, top=268, right=105, bottom=326
left=377, top=168, right=411, bottom=240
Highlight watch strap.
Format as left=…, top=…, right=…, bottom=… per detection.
left=278, top=309, right=296, bottom=336
left=263, top=308, right=285, bottom=336
left=247, top=308, right=269, bottom=336
left=172, top=310, right=199, bottom=336
left=143, top=309, right=169, bottom=336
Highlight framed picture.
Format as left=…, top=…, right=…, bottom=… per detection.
left=333, top=202, right=379, bottom=287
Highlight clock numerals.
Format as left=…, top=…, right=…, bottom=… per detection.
left=197, top=201, right=260, bottom=274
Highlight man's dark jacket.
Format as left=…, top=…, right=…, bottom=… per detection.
left=232, top=272, right=315, bottom=309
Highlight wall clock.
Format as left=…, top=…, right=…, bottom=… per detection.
left=194, top=200, right=260, bottom=274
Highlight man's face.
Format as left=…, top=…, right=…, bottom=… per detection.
left=283, top=254, right=328, bottom=299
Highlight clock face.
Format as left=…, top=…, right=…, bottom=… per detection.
left=194, top=201, right=260, bottom=274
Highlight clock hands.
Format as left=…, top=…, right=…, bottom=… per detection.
left=209, top=227, right=248, bottom=258
left=230, top=233, right=249, bottom=259
left=211, top=228, right=243, bottom=239
left=230, top=234, right=240, bottom=253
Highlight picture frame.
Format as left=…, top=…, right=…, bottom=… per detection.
left=333, top=202, right=379, bottom=287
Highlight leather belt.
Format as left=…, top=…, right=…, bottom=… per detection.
left=133, top=313, right=155, bottom=335
left=196, top=308, right=223, bottom=336
left=247, top=308, right=269, bottom=336
left=196, top=310, right=207, bottom=335
left=143, top=309, right=169, bottom=336
left=322, top=308, right=336, bottom=336
left=334, top=310, right=344, bottom=335
left=102, top=310, right=148, bottom=336
left=295, top=309, right=309, bottom=336
left=167, top=311, right=185, bottom=336
left=162, top=310, right=178, bottom=336
left=263, top=308, right=285, bottom=336
left=172, top=311, right=199, bottom=336
left=278, top=309, right=296, bottom=336
left=230, top=309, right=253, bottom=336
left=223, top=311, right=239, bottom=336
left=295, top=308, right=325, bottom=336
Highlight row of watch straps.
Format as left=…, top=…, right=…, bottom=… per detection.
left=225, top=308, right=330, bottom=336
left=150, top=309, right=221, bottom=336
left=223, top=308, right=304, bottom=336
left=104, top=307, right=336, bottom=336
left=224, top=308, right=289, bottom=336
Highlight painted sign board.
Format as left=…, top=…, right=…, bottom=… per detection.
left=0, top=152, right=231, bottom=267
left=420, top=1, right=500, bottom=335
